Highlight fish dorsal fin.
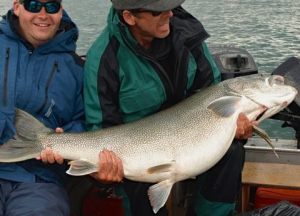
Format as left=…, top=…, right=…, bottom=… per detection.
left=148, top=179, right=174, bottom=214
left=207, top=96, right=241, bottom=117
left=67, top=159, right=98, bottom=176
left=147, top=162, right=174, bottom=174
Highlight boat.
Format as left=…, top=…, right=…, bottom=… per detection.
left=211, top=45, right=300, bottom=215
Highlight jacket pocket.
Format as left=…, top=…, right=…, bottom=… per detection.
left=3, top=48, right=10, bottom=106
left=37, top=62, right=58, bottom=114
left=120, top=85, right=165, bottom=115
left=37, top=98, right=59, bottom=129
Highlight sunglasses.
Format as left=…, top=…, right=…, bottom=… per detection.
left=130, top=9, right=165, bottom=17
left=20, top=0, right=61, bottom=14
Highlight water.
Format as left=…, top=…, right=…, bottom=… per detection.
left=1, top=0, right=299, bottom=139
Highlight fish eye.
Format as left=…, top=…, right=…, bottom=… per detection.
left=268, top=75, right=285, bottom=86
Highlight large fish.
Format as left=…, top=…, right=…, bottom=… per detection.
left=0, top=73, right=297, bottom=213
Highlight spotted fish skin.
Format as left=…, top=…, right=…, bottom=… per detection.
left=0, top=73, right=297, bottom=213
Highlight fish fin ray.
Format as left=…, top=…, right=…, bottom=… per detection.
left=67, top=160, right=98, bottom=176
left=148, top=179, right=173, bottom=214
left=147, top=163, right=174, bottom=174
left=15, top=108, right=53, bottom=140
left=0, top=109, right=51, bottom=162
left=207, top=96, right=241, bottom=117
left=0, top=139, right=40, bottom=162
left=253, top=125, right=279, bottom=158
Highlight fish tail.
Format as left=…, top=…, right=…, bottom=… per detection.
left=0, top=109, right=52, bottom=162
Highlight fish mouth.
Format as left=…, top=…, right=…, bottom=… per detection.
left=255, top=102, right=288, bottom=122
left=256, top=109, right=267, bottom=121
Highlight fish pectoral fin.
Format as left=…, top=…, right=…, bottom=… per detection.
left=148, top=179, right=174, bottom=214
left=207, top=96, right=241, bottom=117
left=147, top=162, right=174, bottom=174
left=67, top=159, right=98, bottom=176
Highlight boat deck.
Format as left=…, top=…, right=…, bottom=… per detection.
left=241, top=137, right=300, bottom=212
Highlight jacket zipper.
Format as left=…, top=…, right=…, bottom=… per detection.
left=135, top=48, right=175, bottom=98
left=173, top=47, right=190, bottom=101
left=3, top=48, right=10, bottom=106
left=146, top=55, right=175, bottom=97
left=37, top=62, right=58, bottom=113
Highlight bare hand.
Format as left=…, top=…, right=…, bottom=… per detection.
left=235, top=113, right=258, bottom=139
left=90, top=150, right=124, bottom=183
left=36, top=128, right=64, bottom=164
left=37, top=147, right=64, bottom=164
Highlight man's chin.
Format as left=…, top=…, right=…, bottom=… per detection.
left=157, top=32, right=170, bottom=39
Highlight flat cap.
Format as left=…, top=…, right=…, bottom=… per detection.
left=111, top=0, right=185, bottom=11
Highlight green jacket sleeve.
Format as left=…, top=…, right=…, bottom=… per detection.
left=84, top=35, right=123, bottom=130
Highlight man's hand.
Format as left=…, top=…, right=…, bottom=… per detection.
left=90, top=150, right=124, bottom=183
left=235, top=113, right=258, bottom=139
left=37, top=147, right=64, bottom=164
left=36, top=128, right=64, bottom=164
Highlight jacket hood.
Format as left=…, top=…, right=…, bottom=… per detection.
left=0, top=9, right=79, bottom=54
left=106, top=8, right=138, bottom=48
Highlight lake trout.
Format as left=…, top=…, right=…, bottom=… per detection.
left=0, top=73, right=297, bottom=213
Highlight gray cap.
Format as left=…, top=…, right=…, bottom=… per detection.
left=111, top=0, right=185, bottom=11
left=19, top=0, right=62, bottom=2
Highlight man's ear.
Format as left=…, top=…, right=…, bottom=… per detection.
left=59, top=6, right=63, bottom=19
left=122, top=10, right=136, bottom=26
left=13, top=0, right=21, bottom=17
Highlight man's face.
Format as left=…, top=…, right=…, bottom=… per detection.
left=125, top=9, right=173, bottom=48
left=13, top=0, right=63, bottom=48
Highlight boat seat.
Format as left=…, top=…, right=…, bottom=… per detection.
left=241, top=162, right=300, bottom=212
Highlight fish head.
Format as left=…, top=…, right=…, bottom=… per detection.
left=224, top=73, right=298, bottom=122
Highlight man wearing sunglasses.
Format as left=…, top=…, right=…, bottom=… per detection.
left=0, top=0, right=124, bottom=215
left=84, top=0, right=254, bottom=216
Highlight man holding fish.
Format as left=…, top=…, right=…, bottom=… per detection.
left=83, top=0, right=255, bottom=215
left=0, top=0, right=122, bottom=215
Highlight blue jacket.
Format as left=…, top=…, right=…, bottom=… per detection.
left=0, top=10, right=85, bottom=185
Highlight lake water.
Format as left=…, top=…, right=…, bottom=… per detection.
left=1, top=0, right=299, bottom=139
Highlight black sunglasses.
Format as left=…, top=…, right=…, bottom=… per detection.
left=129, top=9, right=164, bottom=17
left=20, top=0, right=61, bottom=14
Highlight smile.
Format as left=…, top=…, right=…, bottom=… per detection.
left=35, top=23, right=50, bottom=27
